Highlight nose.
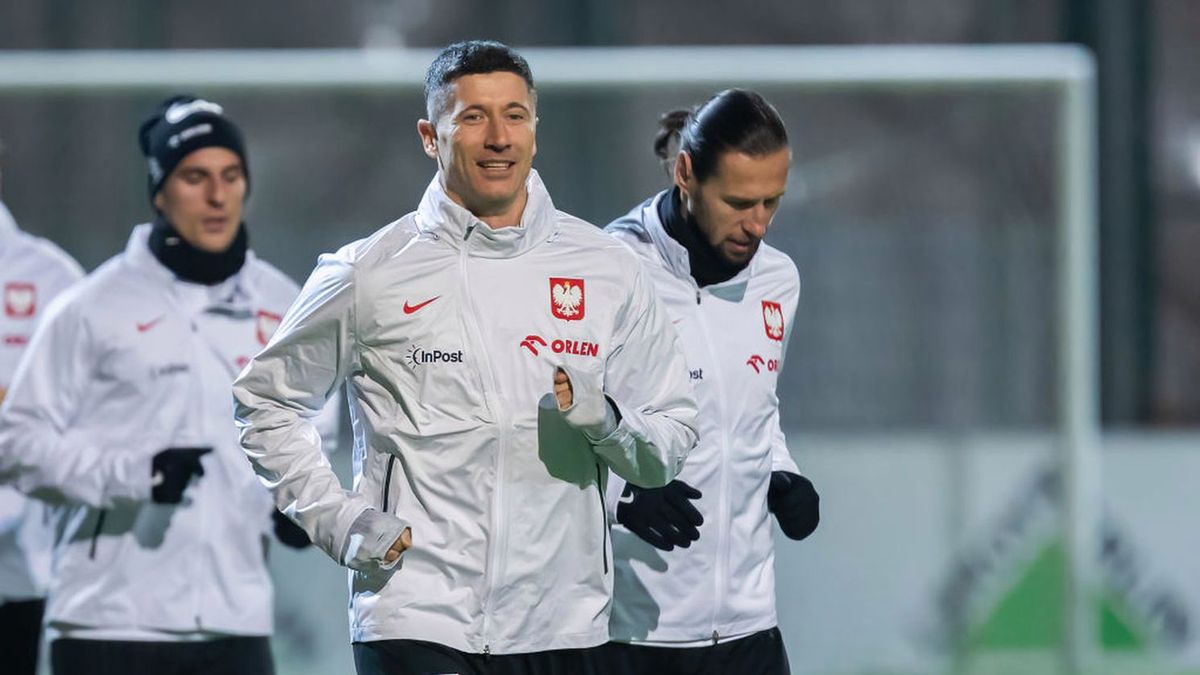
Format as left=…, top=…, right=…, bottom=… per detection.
left=207, top=177, right=226, bottom=207
left=744, top=204, right=770, bottom=239
left=484, top=118, right=511, bottom=153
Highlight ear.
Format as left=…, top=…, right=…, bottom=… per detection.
left=673, top=151, right=694, bottom=193
left=417, top=119, right=439, bottom=160
left=153, top=190, right=165, bottom=212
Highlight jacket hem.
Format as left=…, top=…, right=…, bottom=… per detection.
left=352, top=621, right=608, bottom=655
left=610, top=615, right=777, bottom=645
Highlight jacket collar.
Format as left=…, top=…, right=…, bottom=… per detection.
left=415, top=169, right=558, bottom=258
left=636, top=190, right=758, bottom=290
left=0, top=200, right=21, bottom=246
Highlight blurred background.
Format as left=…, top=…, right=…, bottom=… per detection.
left=1, top=1, right=1197, bottom=674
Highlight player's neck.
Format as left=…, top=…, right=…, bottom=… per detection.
left=659, top=187, right=746, bottom=287
left=148, top=215, right=248, bottom=285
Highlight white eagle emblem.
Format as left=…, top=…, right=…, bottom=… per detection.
left=4, top=283, right=36, bottom=319
left=554, top=283, right=582, bottom=316
left=762, top=300, right=784, bottom=341
left=549, top=277, right=585, bottom=321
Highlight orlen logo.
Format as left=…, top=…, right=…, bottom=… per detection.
left=519, top=334, right=600, bottom=358
left=746, top=354, right=779, bottom=374
left=405, top=345, right=464, bottom=367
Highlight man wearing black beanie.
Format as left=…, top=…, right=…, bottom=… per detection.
left=139, top=95, right=252, bottom=283
left=0, top=95, right=337, bottom=675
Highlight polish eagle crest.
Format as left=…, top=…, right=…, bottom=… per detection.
left=550, top=278, right=585, bottom=321
left=762, top=300, right=784, bottom=341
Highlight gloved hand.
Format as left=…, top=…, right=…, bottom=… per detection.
left=272, top=509, right=312, bottom=549
left=768, top=471, right=819, bottom=541
left=616, top=479, right=703, bottom=551
left=150, top=447, right=211, bottom=504
left=554, top=365, right=620, bottom=441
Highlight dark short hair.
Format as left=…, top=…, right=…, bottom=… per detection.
left=424, top=40, right=535, bottom=120
left=654, top=89, right=789, bottom=182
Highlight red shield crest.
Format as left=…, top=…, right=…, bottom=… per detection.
left=761, top=300, right=784, bottom=342
left=549, top=278, right=585, bottom=321
left=256, top=310, right=282, bottom=346
left=4, top=283, right=36, bottom=319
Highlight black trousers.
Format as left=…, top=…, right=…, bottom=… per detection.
left=50, top=636, right=274, bottom=675
left=353, top=639, right=606, bottom=675
left=597, top=627, right=791, bottom=675
left=0, top=598, right=45, bottom=675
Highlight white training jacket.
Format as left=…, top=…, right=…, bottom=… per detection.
left=605, top=191, right=802, bottom=645
left=233, top=171, right=698, bottom=655
left=0, top=201, right=84, bottom=602
left=0, top=224, right=333, bottom=637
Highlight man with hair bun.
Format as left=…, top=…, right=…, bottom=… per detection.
left=0, top=95, right=332, bottom=675
left=603, top=89, right=821, bottom=674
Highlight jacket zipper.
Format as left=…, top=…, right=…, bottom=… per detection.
left=695, top=284, right=732, bottom=638
left=88, top=510, right=107, bottom=560
left=458, top=247, right=510, bottom=653
left=595, top=464, right=608, bottom=575
left=187, top=315, right=207, bottom=628
left=381, top=455, right=397, bottom=512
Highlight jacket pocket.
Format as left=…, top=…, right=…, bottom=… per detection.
left=88, top=509, right=107, bottom=560
left=595, top=464, right=608, bottom=575
left=381, top=455, right=397, bottom=513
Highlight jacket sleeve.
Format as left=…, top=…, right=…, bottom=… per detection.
left=233, top=253, right=406, bottom=570
left=593, top=263, right=698, bottom=488
left=0, top=294, right=152, bottom=507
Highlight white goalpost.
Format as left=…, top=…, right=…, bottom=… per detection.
left=0, top=44, right=1099, bottom=674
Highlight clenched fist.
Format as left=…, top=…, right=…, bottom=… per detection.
left=384, top=527, right=412, bottom=563
left=553, top=368, right=573, bottom=409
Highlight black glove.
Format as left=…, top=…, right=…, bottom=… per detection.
left=768, top=471, right=819, bottom=541
left=616, top=480, right=703, bottom=552
left=272, top=509, right=312, bottom=549
left=150, top=447, right=211, bottom=504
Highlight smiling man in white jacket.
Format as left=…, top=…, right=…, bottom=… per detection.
left=0, top=96, right=331, bottom=675
left=233, top=40, right=698, bottom=675
left=0, top=157, right=85, bottom=675
left=601, top=90, right=821, bottom=675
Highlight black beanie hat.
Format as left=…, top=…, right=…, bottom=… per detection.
left=138, top=95, right=250, bottom=202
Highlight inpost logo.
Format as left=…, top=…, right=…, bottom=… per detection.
left=405, top=345, right=464, bottom=367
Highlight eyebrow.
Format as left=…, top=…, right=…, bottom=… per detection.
left=179, top=163, right=243, bottom=174
left=459, top=102, right=532, bottom=115
left=725, top=190, right=786, bottom=203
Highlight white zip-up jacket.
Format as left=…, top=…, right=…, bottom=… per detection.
left=0, top=224, right=328, bottom=636
left=605, top=191, right=801, bottom=645
left=233, top=171, right=698, bottom=655
left=0, top=201, right=84, bottom=602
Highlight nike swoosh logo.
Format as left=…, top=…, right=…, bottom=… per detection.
left=137, top=316, right=164, bottom=333
left=403, top=296, right=440, bottom=315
